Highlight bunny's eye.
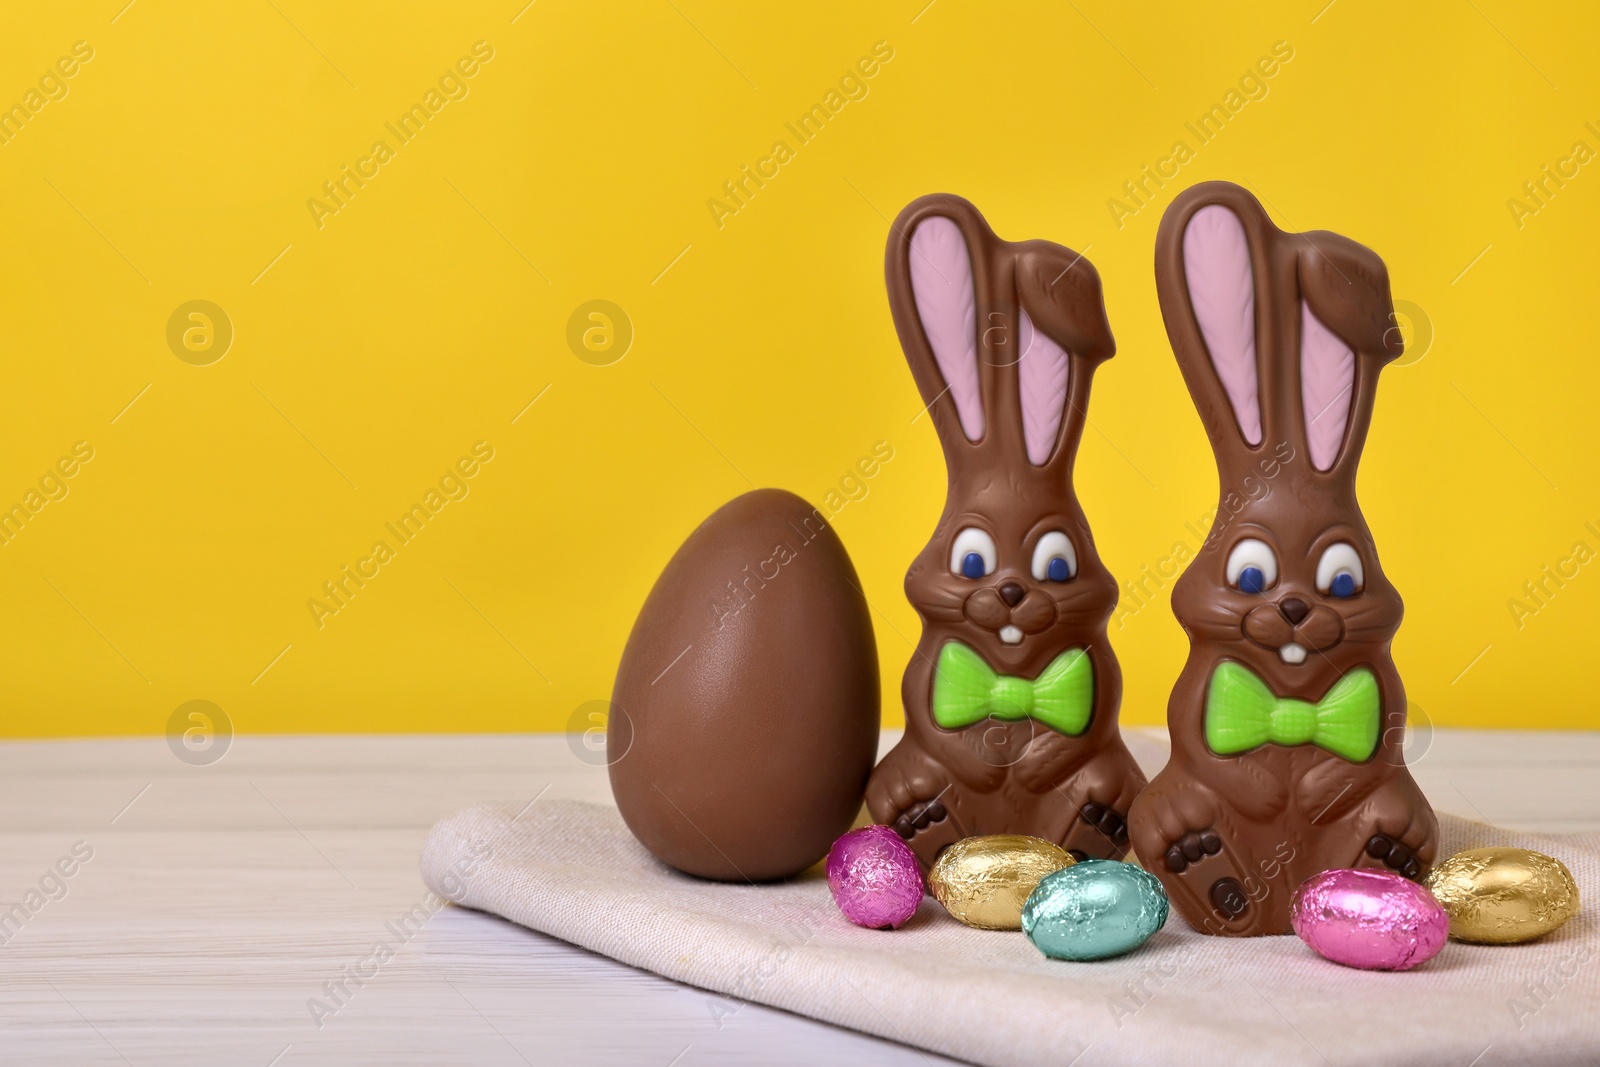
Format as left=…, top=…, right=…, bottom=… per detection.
left=1226, top=538, right=1278, bottom=594
left=950, top=528, right=997, bottom=579
left=1316, top=542, right=1364, bottom=598
left=1031, top=531, right=1077, bottom=583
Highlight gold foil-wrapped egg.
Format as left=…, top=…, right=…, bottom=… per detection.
left=1423, top=846, right=1579, bottom=944
left=929, top=835, right=1075, bottom=930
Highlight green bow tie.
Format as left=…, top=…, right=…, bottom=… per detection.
left=1204, top=661, right=1379, bottom=762
left=931, top=642, right=1093, bottom=736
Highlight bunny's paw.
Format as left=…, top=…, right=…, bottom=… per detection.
left=1360, top=833, right=1423, bottom=881
left=887, top=790, right=966, bottom=866
left=893, top=795, right=951, bottom=840
left=1060, top=800, right=1130, bottom=860
left=865, top=749, right=967, bottom=866
left=1158, top=825, right=1260, bottom=930
left=1346, top=779, right=1437, bottom=881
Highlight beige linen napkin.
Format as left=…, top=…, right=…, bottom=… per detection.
left=420, top=798, right=1598, bottom=1067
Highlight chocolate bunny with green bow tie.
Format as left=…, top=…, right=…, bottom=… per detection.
left=864, top=194, right=1146, bottom=868
left=1127, top=181, right=1438, bottom=936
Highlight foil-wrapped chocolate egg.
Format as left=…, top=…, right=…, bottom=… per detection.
left=827, top=825, right=923, bottom=930
left=1423, top=847, right=1579, bottom=944
left=929, top=835, right=1075, bottom=930
left=1291, top=868, right=1448, bottom=971
left=1021, top=859, right=1168, bottom=960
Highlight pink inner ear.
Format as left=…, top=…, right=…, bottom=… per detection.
left=1300, top=301, right=1355, bottom=471
left=1017, top=308, right=1069, bottom=465
left=909, top=217, right=983, bottom=441
left=1183, top=206, right=1262, bottom=445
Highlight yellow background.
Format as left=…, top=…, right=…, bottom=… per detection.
left=1, top=1, right=1595, bottom=738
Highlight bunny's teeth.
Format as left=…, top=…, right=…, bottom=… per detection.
left=1279, top=642, right=1307, bottom=665
left=1000, top=625, right=1024, bottom=645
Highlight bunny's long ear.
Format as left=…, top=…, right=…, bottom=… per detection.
left=1015, top=242, right=1115, bottom=468
left=1297, top=234, right=1402, bottom=473
left=908, top=216, right=984, bottom=440
left=1182, top=205, right=1263, bottom=446
left=1015, top=309, right=1069, bottom=465
left=1156, top=193, right=1267, bottom=454
left=885, top=194, right=996, bottom=456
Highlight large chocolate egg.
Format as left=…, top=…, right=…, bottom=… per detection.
left=609, top=489, right=879, bottom=881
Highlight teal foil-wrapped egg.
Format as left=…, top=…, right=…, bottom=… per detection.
left=1022, top=859, right=1169, bottom=961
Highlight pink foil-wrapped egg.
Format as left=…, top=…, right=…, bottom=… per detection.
left=1291, top=868, right=1448, bottom=971
left=827, top=825, right=923, bottom=930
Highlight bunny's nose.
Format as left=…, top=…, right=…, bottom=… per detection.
left=999, top=582, right=1026, bottom=607
left=1279, top=597, right=1310, bottom=625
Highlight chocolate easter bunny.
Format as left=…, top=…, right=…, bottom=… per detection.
left=865, top=194, right=1147, bottom=867
left=1127, top=181, right=1437, bottom=936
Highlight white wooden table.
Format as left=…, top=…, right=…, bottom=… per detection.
left=2, top=729, right=1596, bottom=1065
